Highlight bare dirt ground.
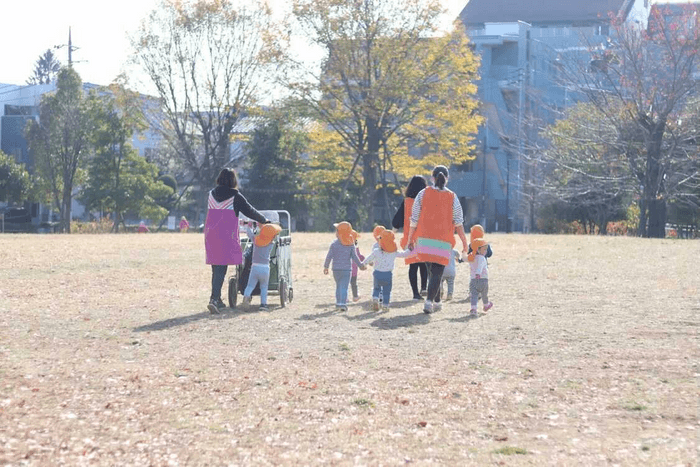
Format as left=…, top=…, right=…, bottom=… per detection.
left=0, top=232, right=698, bottom=466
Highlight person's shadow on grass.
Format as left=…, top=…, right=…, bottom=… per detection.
left=133, top=308, right=244, bottom=332
left=369, top=312, right=432, bottom=330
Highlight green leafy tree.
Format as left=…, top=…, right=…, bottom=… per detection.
left=131, top=0, right=285, bottom=217
left=26, top=67, right=92, bottom=233
left=0, top=152, right=32, bottom=203
left=243, top=109, right=308, bottom=217
left=80, top=87, right=173, bottom=232
left=27, top=49, right=62, bottom=85
left=285, top=0, right=482, bottom=229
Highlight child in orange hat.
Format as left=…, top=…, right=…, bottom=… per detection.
left=324, top=221, right=365, bottom=311
left=360, top=228, right=414, bottom=312
left=467, top=238, right=493, bottom=317
left=465, top=224, right=492, bottom=302
left=243, top=222, right=282, bottom=311
left=466, top=224, right=492, bottom=259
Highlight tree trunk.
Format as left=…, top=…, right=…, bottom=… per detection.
left=363, top=119, right=381, bottom=231
left=644, top=122, right=667, bottom=238
left=648, top=198, right=667, bottom=238
left=61, top=187, right=72, bottom=233
left=638, top=197, right=647, bottom=237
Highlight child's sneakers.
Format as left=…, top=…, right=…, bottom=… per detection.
left=445, top=294, right=453, bottom=301
left=338, top=304, right=348, bottom=312
left=371, top=298, right=380, bottom=311
left=483, top=302, right=493, bottom=313
left=353, top=295, right=361, bottom=302
left=470, top=308, right=478, bottom=317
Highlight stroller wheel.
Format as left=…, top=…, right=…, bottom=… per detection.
left=228, top=275, right=238, bottom=308
left=279, top=278, right=287, bottom=308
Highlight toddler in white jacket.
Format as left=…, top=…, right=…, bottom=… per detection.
left=361, top=229, right=413, bottom=311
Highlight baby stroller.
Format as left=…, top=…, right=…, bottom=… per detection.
left=228, top=210, right=293, bottom=308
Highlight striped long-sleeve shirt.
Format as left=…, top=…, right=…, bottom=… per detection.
left=409, top=187, right=463, bottom=228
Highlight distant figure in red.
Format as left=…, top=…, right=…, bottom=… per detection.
left=179, top=216, right=190, bottom=233
left=137, top=221, right=150, bottom=233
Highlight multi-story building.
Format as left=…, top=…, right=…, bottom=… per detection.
left=455, top=0, right=652, bottom=232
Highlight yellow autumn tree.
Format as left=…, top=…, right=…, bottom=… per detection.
left=286, top=0, right=482, bottom=229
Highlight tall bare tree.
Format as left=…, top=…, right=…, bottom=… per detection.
left=552, top=5, right=700, bottom=237
left=285, top=0, right=482, bottom=230
left=131, top=0, right=284, bottom=217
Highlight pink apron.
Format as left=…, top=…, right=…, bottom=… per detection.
left=204, top=192, right=243, bottom=265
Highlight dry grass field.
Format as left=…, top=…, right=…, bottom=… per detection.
left=0, top=232, right=698, bottom=466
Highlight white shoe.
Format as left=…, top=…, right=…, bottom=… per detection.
left=423, top=301, right=433, bottom=314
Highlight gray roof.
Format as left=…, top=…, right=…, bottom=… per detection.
left=460, top=0, right=632, bottom=25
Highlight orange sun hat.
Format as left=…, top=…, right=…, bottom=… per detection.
left=378, top=230, right=398, bottom=253
left=470, top=224, right=485, bottom=242
left=372, top=225, right=386, bottom=241
left=254, top=223, right=282, bottom=247
left=333, top=221, right=355, bottom=246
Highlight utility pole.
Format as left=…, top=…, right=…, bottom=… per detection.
left=55, top=27, right=80, bottom=66
left=480, top=118, right=488, bottom=229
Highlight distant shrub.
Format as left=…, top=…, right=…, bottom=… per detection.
left=71, top=217, right=114, bottom=234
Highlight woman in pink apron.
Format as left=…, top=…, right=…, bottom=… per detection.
left=205, top=168, right=269, bottom=314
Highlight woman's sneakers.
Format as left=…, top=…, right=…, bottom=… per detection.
left=483, top=302, right=493, bottom=313
left=423, top=300, right=433, bottom=314
left=208, top=298, right=227, bottom=314
left=259, top=304, right=270, bottom=311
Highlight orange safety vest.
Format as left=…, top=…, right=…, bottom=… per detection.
left=400, top=198, right=422, bottom=265
left=413, top=187, right=456, bottom=266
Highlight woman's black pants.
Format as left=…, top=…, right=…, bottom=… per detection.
left=426, top=262, right=445, bottom=303
left=408, top=262, right=427, bottom=297
left=211, top=265, right=228, bottom=300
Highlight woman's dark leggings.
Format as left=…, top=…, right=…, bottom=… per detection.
left=426, top=262, right=445, bottom=303
left=408, top=262, right=428, bottom=297
left=211, top=265, right=228, bottom=300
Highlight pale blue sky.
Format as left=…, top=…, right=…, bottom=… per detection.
left=0, top=0, right=684, bottom=91
left=0, top=0, right=468, bottom=91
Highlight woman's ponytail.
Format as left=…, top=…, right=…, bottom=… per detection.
left=432, top=165, right=448, bottom=189
left=435, top=172, right=446, bottom=189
